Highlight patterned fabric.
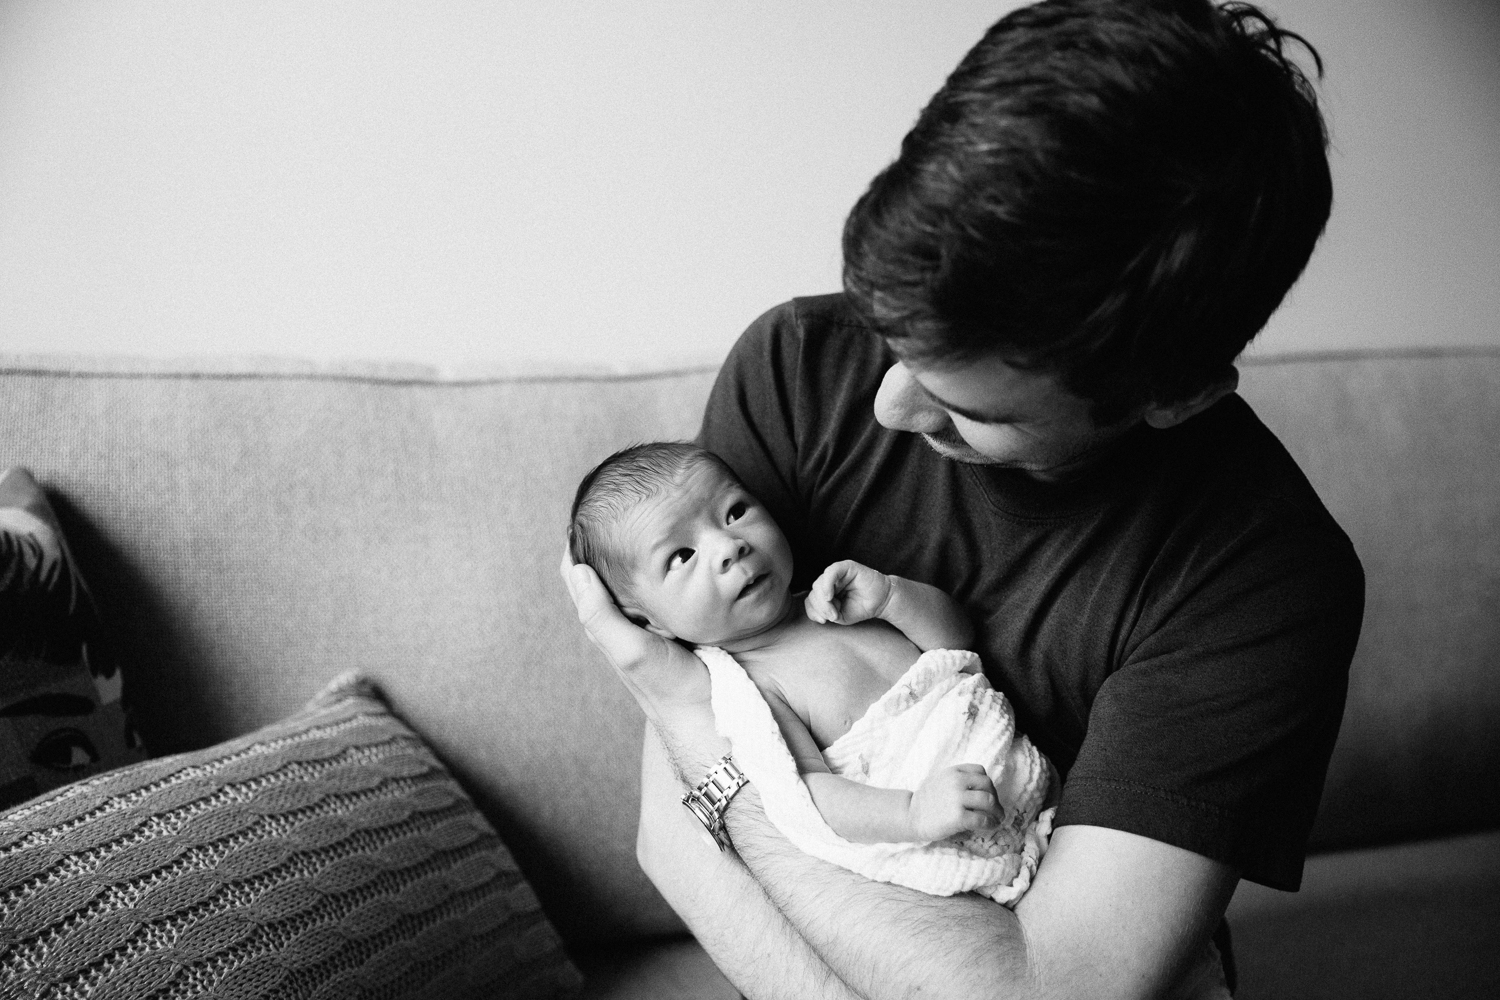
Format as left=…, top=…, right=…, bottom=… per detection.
left=0, top=672, right=581, bottom=999
left=0, top=467, right=146, bottom=811
left=701, top=646, right=1054, bottom=905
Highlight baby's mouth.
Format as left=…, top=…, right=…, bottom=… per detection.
left=738, top=573, right=766, bottom=600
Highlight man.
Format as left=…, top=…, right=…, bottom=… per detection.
left=563, top=1, right=1364, bottom=996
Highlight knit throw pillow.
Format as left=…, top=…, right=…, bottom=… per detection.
left=0, top=467, right=146, bottom=811
left=0, top=672, right=581, bottom=1000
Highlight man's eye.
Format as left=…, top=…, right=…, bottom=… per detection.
left=726, top=501, right=748, bottom=523
left=668, top=548, right=694, bottom=568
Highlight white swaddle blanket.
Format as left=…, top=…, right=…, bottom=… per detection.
left=697, top=645, right=1057, bottom=904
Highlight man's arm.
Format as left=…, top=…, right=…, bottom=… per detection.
left=721, top=776, right=1237, bottom=1000
left=567, top=559, right=1238, bottom=1000
left=636, top=727, right=864, bottom=1000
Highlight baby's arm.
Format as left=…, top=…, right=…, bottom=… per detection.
left=763, top=687, right=1000, bottom=844
left=805, top=560, right=974, bottom=652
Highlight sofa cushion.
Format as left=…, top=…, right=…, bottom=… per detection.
left=0, top=466, right=146, bottom=810
left=0, top=671, right=580, bottom=999
left=0, top=357, right=718, bottom=944
left=573, top=936, right=739, bottom=1000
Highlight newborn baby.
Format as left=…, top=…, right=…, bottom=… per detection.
left=569, top=441, right=1053, bottom=900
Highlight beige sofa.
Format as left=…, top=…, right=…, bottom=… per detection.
left=0, top=344, right=1495, bottom=999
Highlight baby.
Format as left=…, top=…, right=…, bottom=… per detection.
left=570, top=442, right=1053, bottom=895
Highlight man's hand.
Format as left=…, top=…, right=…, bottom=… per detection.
left=805, top=559, right=894, bottom=626
left=907, top=763, right=1003, bottom=842
left=559, top=547, right=723, bottom=768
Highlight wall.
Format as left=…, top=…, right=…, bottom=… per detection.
left=0, top=0, right=1495, bottom=373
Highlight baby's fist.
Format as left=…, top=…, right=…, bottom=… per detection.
left=805, top=560, right=893, bottom=626
left=906, top=763, right=1003, bottom=843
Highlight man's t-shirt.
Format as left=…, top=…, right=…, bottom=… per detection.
left=699, top=294, right=1364, bottom=890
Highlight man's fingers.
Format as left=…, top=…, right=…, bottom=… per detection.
left=568, top=563, right=654, bottom=664
left=560, top=552, right=718, bottom=750
left=568, top=563, right=713, bottom=711
left=562, top=562, right=646, bottom=665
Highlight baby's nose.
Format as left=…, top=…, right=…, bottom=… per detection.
left=718, top=536, right=749, bottom=571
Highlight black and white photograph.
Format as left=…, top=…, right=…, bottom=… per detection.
left=0, top=2, right=1496, bottom=998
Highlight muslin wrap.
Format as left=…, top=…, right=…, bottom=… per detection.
left=696, top=645, right=1056, bottom=904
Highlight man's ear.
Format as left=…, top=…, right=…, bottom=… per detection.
left=621, top=605, right=677, bottom=641
left=1140, top=367, right=1240, bottom=430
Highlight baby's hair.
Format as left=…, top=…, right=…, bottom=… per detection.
left=568, top=441, right=738, bottom=601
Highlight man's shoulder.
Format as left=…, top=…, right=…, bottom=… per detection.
left=789, top=292, right=871, bottom=333
left=732, top=293, right=877, bottom=356
left=718, top=294, right=888, bottom=420
left=1193, top=395, right=1346, bottom=523
left=1168, top=394, right=1364, bottom=586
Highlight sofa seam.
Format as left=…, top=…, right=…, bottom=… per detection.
left=1240, top=345, right=1500, bottom=367
left=0, top=364, right=724, bottom=388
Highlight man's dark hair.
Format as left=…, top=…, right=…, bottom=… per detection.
left=568, top=442, right=736, bottom=601
left=842, top=0, right=1331, bottom=423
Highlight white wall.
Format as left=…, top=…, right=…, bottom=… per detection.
left=0, top=1, right=1495, bottom=373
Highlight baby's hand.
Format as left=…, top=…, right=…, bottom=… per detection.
left=805, top=560, right=894, bottom=626
left=906, top=763, right=1003, bottom=843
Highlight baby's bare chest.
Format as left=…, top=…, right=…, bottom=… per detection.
left=750, top=620, right=922, bottom=749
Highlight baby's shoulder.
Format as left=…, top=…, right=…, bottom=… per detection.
left=739, top=649, right=809, bottom=707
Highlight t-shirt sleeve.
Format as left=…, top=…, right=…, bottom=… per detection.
left=1054, top=508, right=1365, bottom=889
left=697, top=301, right=815, bottom=583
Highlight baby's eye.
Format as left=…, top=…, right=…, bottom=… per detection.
left=726, top=501, right=748, bottom=523
left=668, top=547, right=694, bottom=569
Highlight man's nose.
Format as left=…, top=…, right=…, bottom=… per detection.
left=873, top=362, right=949, bottom=434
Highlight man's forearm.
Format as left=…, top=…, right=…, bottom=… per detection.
left=726, top=783, right=1033, bottom=1000
left=669, top=720, right=1235, bottom=1000
left=659, top=693, right=1029, bottom=999
left=638, top=727, right=865, bottom=1000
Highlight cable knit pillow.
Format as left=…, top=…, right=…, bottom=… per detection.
left=0, top=672, right=581, bottom=1000
left=0, top=467, right=146, bottom=811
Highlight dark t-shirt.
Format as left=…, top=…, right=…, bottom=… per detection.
left=699, top=294, right=1364, bottom=890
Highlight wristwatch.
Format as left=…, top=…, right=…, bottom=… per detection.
left=681, top=754, right=748, bottom=852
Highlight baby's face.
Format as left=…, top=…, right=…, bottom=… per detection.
left=616, top=463, right=794, bottom=646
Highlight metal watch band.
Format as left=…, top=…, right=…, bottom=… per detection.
left=681, top=754, right=748, bottom=852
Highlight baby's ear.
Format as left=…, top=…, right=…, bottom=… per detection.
left=620, top=605, right=677, bottom=641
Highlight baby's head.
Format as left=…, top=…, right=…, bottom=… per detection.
left=569, top=442, right=794, bottom=646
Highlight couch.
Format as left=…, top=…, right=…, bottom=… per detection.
left=0, top=344, right=1495, bottom=999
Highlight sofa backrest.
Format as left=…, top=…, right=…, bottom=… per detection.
left=0, top=356, right=717, bottom=945
left=1236, top=349, right=1500, bottom=851
left=0, top=347, right=1494, bottom=941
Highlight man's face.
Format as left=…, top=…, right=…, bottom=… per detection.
left=872, top=351, right=1136, bottom=480
left=617, top=464, right=794, bottom=646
